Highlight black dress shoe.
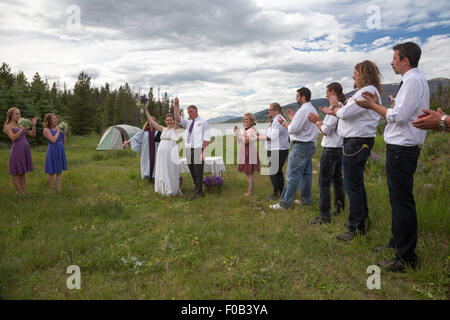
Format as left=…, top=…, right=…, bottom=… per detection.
left=377, top=258, right=415, bottom=273
left=331, top=202, right=344, bottom=216
left=373, top=243, right=396, bottom=253
left=311, top=216, right=331, bottom=225
left=336, top=231, right=355, bottom=242
left=343, top=217, right=371, bottom=230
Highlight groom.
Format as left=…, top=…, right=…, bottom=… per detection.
left=174, top=98, right=211, bottom=200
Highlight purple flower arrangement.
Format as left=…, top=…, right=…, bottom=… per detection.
left=369, top=153, right=382, bottom=162
left=203, top=175, right=224, bottom=192
left=136, top=95, right=149, bottom=110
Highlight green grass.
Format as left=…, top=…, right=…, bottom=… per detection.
left=0, top=132, right=448, bottom=300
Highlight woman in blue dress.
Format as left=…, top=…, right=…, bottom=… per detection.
left=43, top=113, right=67, bottom=191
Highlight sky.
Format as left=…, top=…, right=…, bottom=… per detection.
left=1, top=0, right=449, bottom=120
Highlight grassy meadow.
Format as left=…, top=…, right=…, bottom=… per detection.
left=0, top=131, right=448, bottom=300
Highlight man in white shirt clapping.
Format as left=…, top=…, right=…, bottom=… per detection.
left=355, top=42, right=429, bottom=272
left=270, top=87, right=318, bottom=210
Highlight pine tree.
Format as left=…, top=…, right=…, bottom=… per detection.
left=68, top=72, right=96, bottom=135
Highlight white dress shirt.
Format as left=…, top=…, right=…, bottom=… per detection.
left=265, top=114, right=290, bottom=151
left=336, top=85, right=381, bottom=138
left=180, top=116, right=211, bottom=149
left=384, top=68, right=429, bottom=146
left=288, top=102, right=318, bottom=143
left=321, top=114, right=343, bottom=148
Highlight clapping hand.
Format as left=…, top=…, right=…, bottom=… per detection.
left=320, top=107, right=335, bottom=115
left=355, top=91, right=379, bottom=109
left=412, top=108, right=445, bottom=130
left=308, top=112, right=320, bottom=124
left=32, top=117, right=38, bottom=126
left=328, top=94, right=339, bottom=108
left=287, top=108, right=294, bottom=121
left=277, top=116, right=286, bottom=126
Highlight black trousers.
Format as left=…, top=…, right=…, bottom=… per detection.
left=319, top=147, right=345, bottom=218
left=386, top=144, right=420, bottom=265
left=267, top=149, right=289, bottom=196
left=186, top=148, right=204, bottom=195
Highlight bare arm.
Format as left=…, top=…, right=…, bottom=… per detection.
left=26, top=117, right=38, bottom=137
left=173, top=97, right=181, bottom=123
left=201, top=140, right=209, bottom=161
left=144, top=106, right=165, bottom=132
left=43, top=127, right=61, bottom=143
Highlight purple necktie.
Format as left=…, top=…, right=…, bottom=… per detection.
left=187, top=119, right=195, bottom=143
left=395, top=80, right=403, bottom=97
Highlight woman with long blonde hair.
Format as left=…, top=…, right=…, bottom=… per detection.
left=3, top=107, right=37, bottom=195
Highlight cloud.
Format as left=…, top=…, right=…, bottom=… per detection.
left=0, top=0, right=449, bottom=119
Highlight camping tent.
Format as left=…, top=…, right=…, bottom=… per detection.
left=96, top=124, right=141, bottom=150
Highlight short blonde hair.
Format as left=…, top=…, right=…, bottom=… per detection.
left=243, top=113, right=256, bottom=127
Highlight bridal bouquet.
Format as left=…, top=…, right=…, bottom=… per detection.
left=58, top=121, right=69, bottom=132
left=203, top=175, right=224, bottom=192
left=18, top=118, right=32, bottom=129
left=136, top=95, right=149, bottom=110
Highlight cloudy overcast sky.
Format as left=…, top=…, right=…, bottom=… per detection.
left=1, top=0, right=449, bottom=119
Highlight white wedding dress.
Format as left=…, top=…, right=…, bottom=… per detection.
left=155, top=128, right=182, bottom=196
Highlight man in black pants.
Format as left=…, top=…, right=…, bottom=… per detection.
left=174, top=98, right=210, bottom=200
left=261, top=103, right=290, bottom=200
left=356, top=42, right=430, bottom=272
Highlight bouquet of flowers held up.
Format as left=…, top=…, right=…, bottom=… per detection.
left=58, top=121, right=69, bottom=132
left=136, top=95, right=150, bottom=113
left=18, top=118, right=32, bottom=129
left=203, top=175, right=224, bottom=192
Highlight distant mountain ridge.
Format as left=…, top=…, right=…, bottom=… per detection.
left=209, top=78, right=449, bottom=123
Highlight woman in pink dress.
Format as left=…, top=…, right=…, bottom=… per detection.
left=234, top=113, right=260, bottom=196
left=3, top=107, right=37, bottom=195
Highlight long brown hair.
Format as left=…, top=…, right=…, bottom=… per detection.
left=3, top=107, right=19, bottom=133
left=326, top=82, right=347, bottom=105
left=354, top=60, right=383, bottom=95
left=44, top=113, right=57, bottom=129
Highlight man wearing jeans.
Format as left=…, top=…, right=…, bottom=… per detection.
left=269, top=87, right=318, bottom=210
left=356, top=42, right=429, bottom=272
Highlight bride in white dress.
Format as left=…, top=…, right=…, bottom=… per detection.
left=143, top=106, right=182, bottom=196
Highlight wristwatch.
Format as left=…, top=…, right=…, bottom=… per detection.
left=440, top=115, right=448, bottom=131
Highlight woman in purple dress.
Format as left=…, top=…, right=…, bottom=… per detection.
left=43, top=113, right=67, bottom=192
left=3, top=107, right=37, bottom=195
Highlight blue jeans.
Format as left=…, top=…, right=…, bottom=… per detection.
left=279, top=142, right=316, bottom=208
left=342, top=138, right=374, bottom=233
left=386, top=144, right=420, bottom=265
left=319, top=147, right=345, bottom=219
